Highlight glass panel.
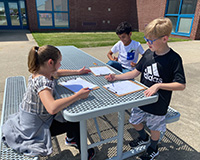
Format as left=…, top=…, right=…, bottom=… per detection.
left=181, top=0, right=197, bottom=14
left=0, top=2, right=7, bottom=25
left=178, top=17, right=192, bottom=33
left=19, top=1, right=27, bottom=26
left=39, top=13, right=52, bottom=26
left=37, top=0, right=52, bottom=11
left=8, top=2, right=20, bottom=26
left=54, top=0, right=68, bottom=11
left=167, top=16, right=178, bottom=32
left=167, top=0, right=180, bottom=14
left=54, top=13, right=68, bottom=27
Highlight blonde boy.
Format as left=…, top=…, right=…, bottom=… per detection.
left=105, top=17, right=186, bottom=160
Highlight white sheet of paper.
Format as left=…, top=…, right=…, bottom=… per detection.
left=89, top=66, right=115, bottom=76
left=104, top=80, right=145, bottom=96
left=59, top=78, right=98, bottom=93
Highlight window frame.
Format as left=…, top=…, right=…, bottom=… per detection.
left=36, top=0, right=70, bottom=29
left=165, top=0, right=197, bottom=37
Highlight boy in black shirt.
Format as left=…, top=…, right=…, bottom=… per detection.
left=105, top=17, right=186, bottom=160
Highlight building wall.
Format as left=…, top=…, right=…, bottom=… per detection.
left=26, top=0, right=138, bottom=32
left=136, top=0, right=200, bottom=40
left=136, top=0, right=167, bottom=32
left=25, top=0, right=38, bottom=32
left=25, top=0, right=200, bottom=40
left=191, top=0, right=200, bottom=40
left=68, top=0, right=138, bottom=31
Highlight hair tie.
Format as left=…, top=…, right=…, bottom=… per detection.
left=35, top=47, right=39, bottom=53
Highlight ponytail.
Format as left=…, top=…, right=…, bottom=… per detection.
left=28, top=46, right=39, bottom=73
left=28, top=45, right=61, bottom=73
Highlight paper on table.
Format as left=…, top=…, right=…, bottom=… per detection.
left=59, top=77, right=99, bottom=93
left=89, top=66, right=115, bottom=76
left=103, top=80, right=146, bottom=96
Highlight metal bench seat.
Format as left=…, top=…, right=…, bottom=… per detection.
left=0, top=76, right=38, bottom=160
left=165, top=106, right=180, bottom=123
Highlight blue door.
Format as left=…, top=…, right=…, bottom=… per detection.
left=0, top=0, right=28, bottom=29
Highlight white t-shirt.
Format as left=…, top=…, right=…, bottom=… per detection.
left=111, top=40, right=144, bottom=70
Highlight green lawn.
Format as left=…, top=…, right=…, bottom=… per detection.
left=32, top=32, right=189, bottom=48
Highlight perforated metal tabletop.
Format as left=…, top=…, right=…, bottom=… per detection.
left=55, top=46, right=158, bottom=122
left=55, top=46, right=158, bottom=160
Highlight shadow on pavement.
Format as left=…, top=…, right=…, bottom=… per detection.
left=40, top=112, right=200, bottom=160
left=0, top=30, right=29, bottom=41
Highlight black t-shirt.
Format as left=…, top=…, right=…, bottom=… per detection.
left=136, top=48, right=186, bottom=115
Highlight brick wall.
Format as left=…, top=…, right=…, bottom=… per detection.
left=26, top=0, right=138, bottom=32
left=68, top=0, right=138, bottom=31
left=136, top=0, right=167, bottom=32
left=190, top=0, right=200, bottom=40
left=25, top=0, right=200, bottom=40
left=25, top=0, right=38, bottom=32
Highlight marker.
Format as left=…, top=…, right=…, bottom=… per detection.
left=93, top=62, right=97, bottom=65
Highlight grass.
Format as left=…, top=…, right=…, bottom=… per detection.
left=32, top=31, right=190, bottom=48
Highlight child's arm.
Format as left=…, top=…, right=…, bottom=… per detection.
left=144, top=82, right=186, bottom=97
left=107, top=50, right=118, bottom=61
left=39, top=87, right=91, bottom=115
left=130, top=62, right=137, bottom=68
left=55, top=66, right=91, bottom=77
left=105, top=69, right=141, bottom=81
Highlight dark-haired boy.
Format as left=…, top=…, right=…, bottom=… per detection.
left=107, top=21, right=144, bottom=73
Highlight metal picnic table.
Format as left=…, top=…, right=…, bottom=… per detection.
left=54, top=46, right=158, bottom=160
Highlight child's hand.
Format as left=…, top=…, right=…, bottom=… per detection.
left=144, top=84, right=159, bottom=97
left=78, top=66, right=91, bottom=75
left=130, top=62, right=137, bottom=67
left=105, top=74, right=116, bottom=81
left=113, top=56, right=118, bottom=61
left=75, top=88, right=91, bottom=99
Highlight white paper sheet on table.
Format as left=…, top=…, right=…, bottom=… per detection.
left=103, top=80, right=146, bottom=96
left=59, top=77, right=99, bottom=93
left=89, top=66, right=115, bottom=76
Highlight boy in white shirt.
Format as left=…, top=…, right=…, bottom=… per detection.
left=107, top=21, right=144, bottom=73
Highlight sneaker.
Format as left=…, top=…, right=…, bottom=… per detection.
left=129, top=136, right=150, bottom=148
left=65, top=137, right=78, bottom=148
left=88, top=148, right=95, bottom=160
left=139, top=146, right=159, bottom=160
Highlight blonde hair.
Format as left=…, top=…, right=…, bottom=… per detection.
left=144, top=17, right=172, bottom=38
left=28, top=45, right=61, bottom=73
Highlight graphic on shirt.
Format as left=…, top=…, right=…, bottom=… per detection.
left=144, top=63, right=163, bottom=83
left=127, top=49, right=135, bottom=60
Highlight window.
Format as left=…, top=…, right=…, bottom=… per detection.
left=0, top=2, right=7, bottom=26
left=36, top=0, right=69, bottom=28
left=165, top=0, right=197, bottom=37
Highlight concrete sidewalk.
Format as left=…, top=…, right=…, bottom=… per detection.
left=0, top=30, right=200, bottom=160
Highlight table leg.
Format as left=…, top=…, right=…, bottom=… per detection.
left=116, top=110, right=125, bottom=159
left=80, top=120, right=88, bottom=160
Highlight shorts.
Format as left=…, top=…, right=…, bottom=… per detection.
left=129, top=107, right=166, bottom=132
